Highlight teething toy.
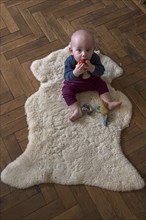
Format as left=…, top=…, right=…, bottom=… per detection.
left=96, top=100, right=109, bottom=126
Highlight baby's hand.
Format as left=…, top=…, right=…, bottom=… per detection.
left=73, top=63, right=87, bottom=77
left=85, top=60, right=95, bottom=73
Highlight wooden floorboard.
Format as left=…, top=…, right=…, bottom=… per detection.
left=0, top=0, right=146, bottom=219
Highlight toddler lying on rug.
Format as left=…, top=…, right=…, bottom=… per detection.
left=62, top=29, right=121, bottom=122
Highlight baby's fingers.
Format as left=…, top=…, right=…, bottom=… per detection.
left=85, top=60, right=90, bottom=64
left=77, top=63, right=84, bottom=69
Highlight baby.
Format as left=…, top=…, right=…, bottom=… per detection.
left=62, top=30, right=121, bottom=122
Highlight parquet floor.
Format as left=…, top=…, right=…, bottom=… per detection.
left=0, top=0, right=146, bottom=219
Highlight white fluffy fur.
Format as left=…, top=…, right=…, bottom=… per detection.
left=1, top=47, right=145, bottom=191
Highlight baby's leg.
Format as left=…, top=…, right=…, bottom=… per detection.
left=94, top=78, right=121, bottom=110
left=100, top=92, right=121, bottom=110
left=62, top=81, right=83, bottom=121
left=69, top=102, right=83, bottom=122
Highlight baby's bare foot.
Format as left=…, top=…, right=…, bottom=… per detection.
left=107, top=101, right=121, bottom=110
left=69, top=108, right=83, bottom=122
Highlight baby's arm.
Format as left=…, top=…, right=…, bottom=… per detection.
left=64, top=59, right=87, bottom=80
left=85, top=60, right=95, bottom=73
left=73, top=63, right=87, bottom=77
left=64, top=57, right=78, bottom=80
left=89, top=53, right=105, bottom=76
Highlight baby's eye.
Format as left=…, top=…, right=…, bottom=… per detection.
left=86, top=49, right=90, bottom=52
left=77, top=49, right=82, bottom=53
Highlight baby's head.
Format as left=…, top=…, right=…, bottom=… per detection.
left=69, top=30, right=95, bottom=62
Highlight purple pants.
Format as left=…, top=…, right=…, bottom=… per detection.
left=62, top=75, right=109, bottom=106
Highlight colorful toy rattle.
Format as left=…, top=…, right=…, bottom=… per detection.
left=95, top=99, right=109, bottom=126
left=81, top=100, right=110, bottom=126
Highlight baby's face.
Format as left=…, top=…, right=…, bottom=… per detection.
left=70, top=35, right=94, bottom=62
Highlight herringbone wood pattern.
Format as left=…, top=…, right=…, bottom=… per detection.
left=0, top=0, right=146, bottom=219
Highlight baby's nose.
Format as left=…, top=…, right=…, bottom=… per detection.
left=82, top=50, right=87, bottom=57
left=82, top=50, right=86, bottom=55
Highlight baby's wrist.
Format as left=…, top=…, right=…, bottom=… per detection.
left=90, top=65, right=95, bottom=73
left=73, top=70, right=79, bottom=77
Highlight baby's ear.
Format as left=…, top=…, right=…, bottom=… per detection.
left=68, top=42, right=73, bottom=54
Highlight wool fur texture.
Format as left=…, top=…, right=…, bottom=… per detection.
left=1, top=47, right=145, bottom=191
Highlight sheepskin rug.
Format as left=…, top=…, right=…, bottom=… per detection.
left=1, top=47, right=145, bottom=191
